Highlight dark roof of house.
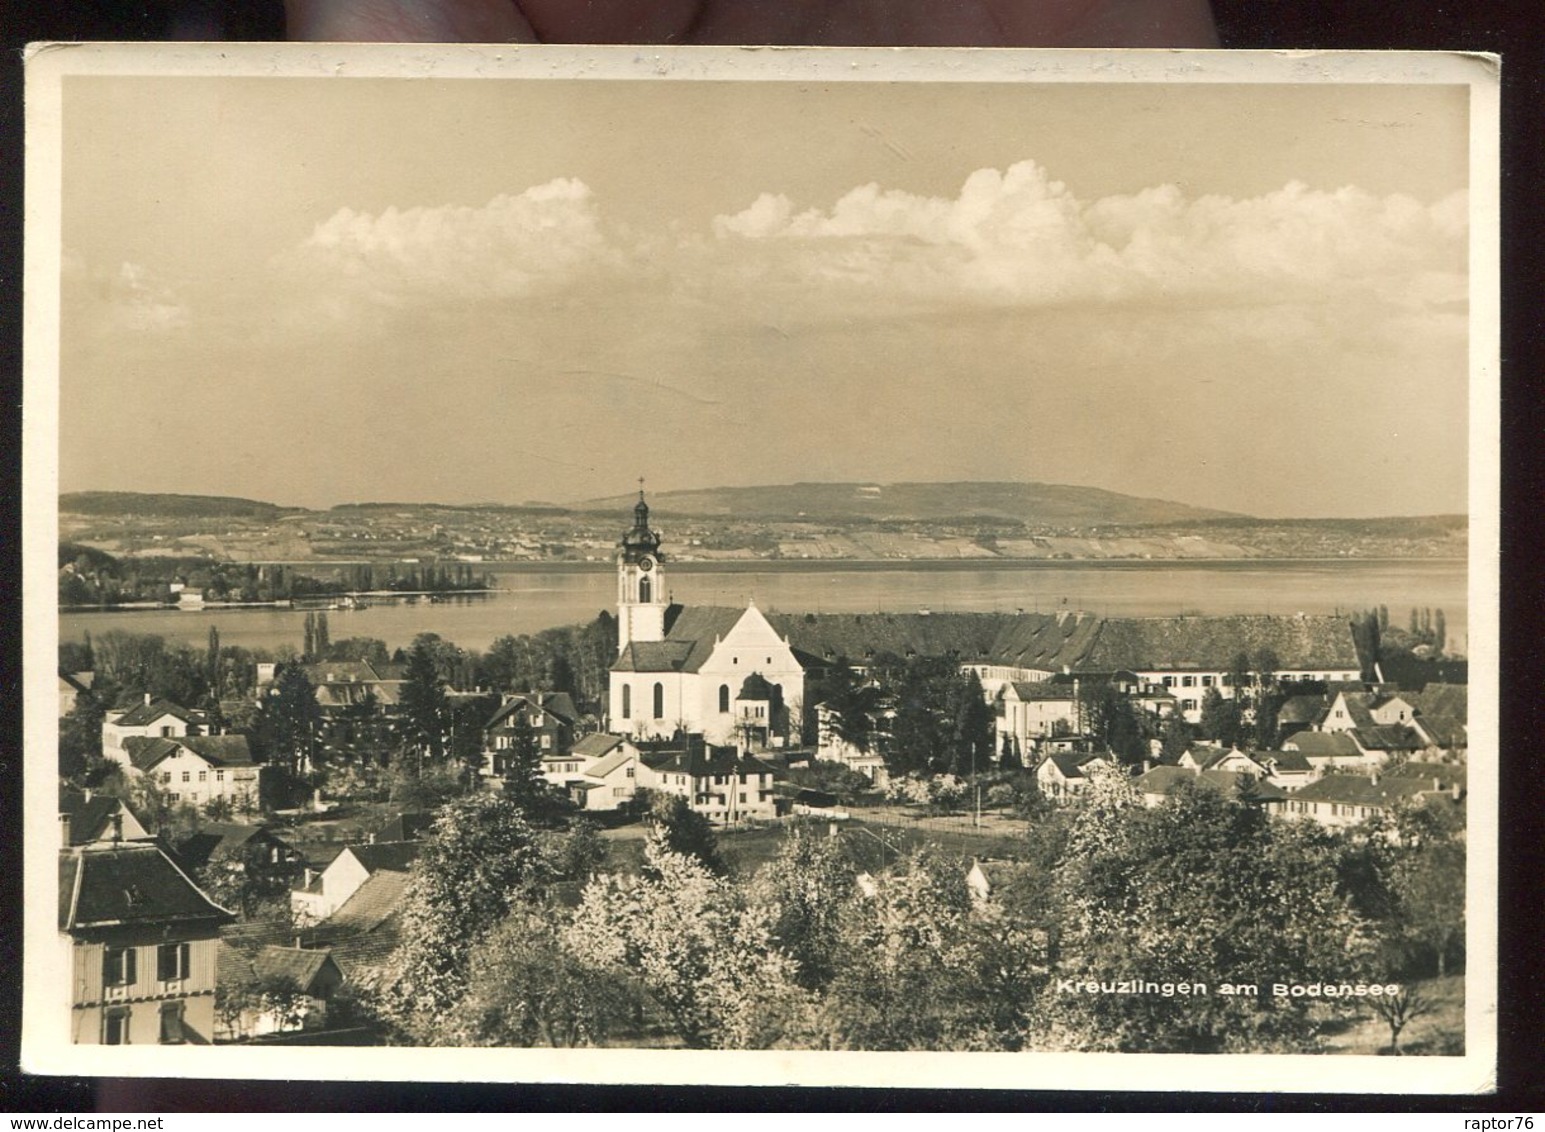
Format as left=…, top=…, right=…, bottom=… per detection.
left=1258, top=749, right=1314, bottom=774
left=172, top=823, right=288, bottom=870
left=1281, top=731, right=1362, bottom=758
left=219, top=943, right=343, bottom=996
left=1410, top=683, right=1468, bottom=721
left=1386, top=762, right=1466, bottom=791
left=1008, top=681, right=1078, bottom=701
left=1332, top=692, right=1379, bottom=729
left=298, top=661, right=382, bottom=685
left=1075, top=615, right=1360, bottom=673
left=641, top=744, right=780, bottom=780
left=1278, top=694, right=1329, bottom=726
left=1134, top=766, right=1287, bottom=803
left=57, top=787, right=138, bottom=846
left=585, top=749, right=635, bottom=780
left=124, top=734, right=257, bottom=772
left=344, top=841, right=419, bottom=875
left=109, top=698, right=199, bottom=728
left=374, top=811, right=435, bottom=843
left=60, top=842, right=234, bottom=933
left=485, top=691, right=581, bottom=729
left=315, top=868, right=413, bottom=937
left=1352, top=725, right=1425, bottom=752
left=571, top=733, right=624, bottom=759
left=1291, top=775, right=1438, bottom=807
left=1041, top=752, right=1108, bottom=780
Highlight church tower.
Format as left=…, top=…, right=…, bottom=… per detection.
left=617, top=487, right=667, bottom=654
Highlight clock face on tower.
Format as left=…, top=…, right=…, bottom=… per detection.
left=638, top=556, right=655, bottom=573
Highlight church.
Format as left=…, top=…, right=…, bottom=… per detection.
left=607, top=491, right=807, bottom=747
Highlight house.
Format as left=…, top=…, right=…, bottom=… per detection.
left=1253, top=748, right=1316, bottom=793
left=309, top=866, right=414, bottom=978
left=814, top=704, right=889, bottom=788
left=372, top=809, right=435, bottom=843
left=1057, top=614, right=1363, bottom=723
left=214, top=945, right=346, bottom=1042
left=58, top=786, right=150, bottom=845
left=1282, top=771, right=1461, bottom=831
left=1406, top=683, right=1468, bottom=753
left=1034, top=752, right=1112, bottom=802
left=482, top=691, right=581, bottom=777
left=101, top=696, right=204, bottom=758
left=290, top=841, right=418, bottom=926
left=570, top=741, right=644, bottom=812
left=119, top=734, right=262, bottom=810
left=1281, top=729, right=1374, bottom=771
left=638, top=740, right=782, bottom=824
left=170, top=823, right=305, bottom=905
left=60, top=838, right=234, bottom=1044
left=1175, top=744, right=1272, bottom=776
left=995, top=681, right=1080, bottom=761
left=1132, top=765, right=1287, bottom=813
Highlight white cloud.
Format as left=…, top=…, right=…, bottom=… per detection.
left=63, top=256, right=190, bottom=333
left=296, top=178, right=613, bottom=306
left=711, top=161, right=1467, bottom=311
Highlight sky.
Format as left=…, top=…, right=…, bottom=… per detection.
left=55, top=70, right=1472, bottom=518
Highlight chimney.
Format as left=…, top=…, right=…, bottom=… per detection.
left=59, top=813, right=72, bottom=848
left=1433, top=777, right=1440, bottom=792
left=1370, top=771, right=1379, bottom=787
left=83, top=787, right=92, bottom=803
left=144, top=692, right=152, bottom=706
left=109, top=812, right=123, bottom=842
left=1451, top=782, right=1461, bottom=800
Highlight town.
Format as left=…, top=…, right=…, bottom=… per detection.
left=56, top=494, right=1468, bottom=1054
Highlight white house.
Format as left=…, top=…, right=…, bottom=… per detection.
left=290, top=841, right=418, bottom=926
left=118, top=735, right=262, bottom=810
left=102, top=696, right=204, bottom=757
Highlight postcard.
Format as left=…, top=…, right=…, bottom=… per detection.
left=23, top=42, right=1498, bottom=1093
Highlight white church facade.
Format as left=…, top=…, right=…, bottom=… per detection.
left=607, top=492, right=806, bottom=746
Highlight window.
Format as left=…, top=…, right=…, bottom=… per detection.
left=161, top=771, right=172, bottom=784
left=1201, top=675, right=1214, bottom=688
left=719, top=685, right=730, bottom=713
left=541, top=735, right=552, bottom=749
left=161, top=725, right=174, bottom=737
left=159, top=1002, right=185, bottom=1044
left=621, top=686, right=631, bottom=719
left=625, top=766, right=635, bottom=778
left=639, top=576, right=651, bottom=603
left=103, top=1007, right=130, bottom=1045
left=739, top=793, right=747, bottom=804
left=1182, top=676, right=1195, bottom=688
left=198, top=770, right=206, bottom=782
left=182, top=771, right=191, bottom=783
left=1162, top=676, right=1174, bottom=688
left=157, top=942, right=190, bottom=982
left=653, top=683, right=664, bottom=720
left=103, top=946, right=137, bottom=987
left=168, top=793, right=179, bottom=802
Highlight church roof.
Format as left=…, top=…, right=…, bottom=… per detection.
left=612, top=606, right=747, bottom=674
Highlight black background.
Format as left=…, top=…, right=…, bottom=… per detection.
left=1, top=1, right=1540, bottom=1114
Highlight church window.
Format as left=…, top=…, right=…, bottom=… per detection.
left=621, top=686, right=631, bottom=719
left=639, top=576, right=651, bottom=603
left=653, top=683, right=664, bottom=719
left=719, top=685, right=730, bottom=713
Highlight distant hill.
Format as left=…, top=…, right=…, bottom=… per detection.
left=573, top=482, right=1244, bottom=527
left=60, top=491, right=296, bottom=519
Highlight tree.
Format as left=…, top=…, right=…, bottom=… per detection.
left=1080, top=679, right=1147, bottom=764
left=1198, top=687, right=1242, bottom=747
left=566, top=831, right=805, bottom=1049
left=1433, top=608, right=1447, bottom=654
left=1367, top=983, right=1436, bottom=1056
left=1389, top=802, right=1466, bottom=978
left=747, top=824, right=856, bottom=991
left=821, top=849, right=1045, bottom=1050
left=443, top=903, right=636, bottom=1047
left=1049, top=778, right=1376, bottom=1053
left=256, top=663, right=322, bottom=782
left=645, top=793, right=726, bottom=877
left=950, top=671, right=995, bottom=779
left=384, top=794, right=550, bottom=1023
left=398, top=639, right=450, bottom=764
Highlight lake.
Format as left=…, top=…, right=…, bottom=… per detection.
left=58, top=559, right=1470, bottom=658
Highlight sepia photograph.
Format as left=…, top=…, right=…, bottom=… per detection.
left=22, top=43, right=1498, bottom=1092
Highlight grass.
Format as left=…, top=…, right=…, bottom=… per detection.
left=1316, top=974, right=1466, bottom=1056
